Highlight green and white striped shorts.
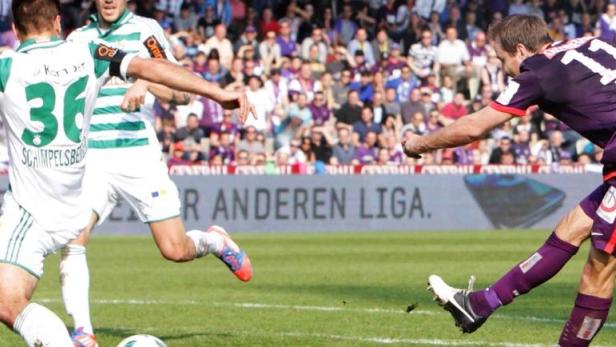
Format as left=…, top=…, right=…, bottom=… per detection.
left=0, top=192, right=75, bottom=278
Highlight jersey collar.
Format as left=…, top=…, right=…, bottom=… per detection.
left=17, top=35, right=62, bottom=53
left=91, top=9, right=134, bottom=36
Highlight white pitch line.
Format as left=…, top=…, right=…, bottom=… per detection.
left=36, top=298, right=615, bottom=329
left=280, top=332, right=553, bottom=346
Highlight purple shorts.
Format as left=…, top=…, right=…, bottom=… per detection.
left=580, top=181, right=616, bottom=255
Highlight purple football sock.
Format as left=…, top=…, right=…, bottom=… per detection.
left=469, top=232, right=578, bottom=317
left=558, top=293, right=611, bottom=347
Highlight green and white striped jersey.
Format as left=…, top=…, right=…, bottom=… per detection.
left=68, top=10, right=176, bottom=154
left=0, top=37, right=132, bottom=231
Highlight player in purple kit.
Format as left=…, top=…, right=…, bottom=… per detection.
left=403, top=15, right=616, bottom=345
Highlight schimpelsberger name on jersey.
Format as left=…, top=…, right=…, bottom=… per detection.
left=21, top=142, right=87, bottom=168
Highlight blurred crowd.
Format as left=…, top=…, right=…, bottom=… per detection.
left=0, top=0, right=613, bottom=167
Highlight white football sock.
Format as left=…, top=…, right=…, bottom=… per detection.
left=13, top=303, right=73, bottom=347
left=60, top=244, right=93, bottom=334
left=187, top=229, right=223, bottom=258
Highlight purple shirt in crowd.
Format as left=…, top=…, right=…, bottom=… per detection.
left=309, top=103, right=331, bottom=125
left=276, top=36, right=297, bottom=57
left=355, top=145, right=377, bottom=164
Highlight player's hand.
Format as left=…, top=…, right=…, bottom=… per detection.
left=121, top=80, right=148, bottom=112
left=220, top=91, right=257, bottom=125
left=401, top=135, right=423, bottom=159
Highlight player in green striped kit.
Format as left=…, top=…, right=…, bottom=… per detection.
left=0, top=1, right=255, bottom=345
left=63, top=1, right=255, bottom=346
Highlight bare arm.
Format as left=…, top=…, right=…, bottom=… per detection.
left=126, top=57, right=256, bottom=122
left=402, top=106, right=513, bottom=157
left=147, top=82, right=192, bottom=105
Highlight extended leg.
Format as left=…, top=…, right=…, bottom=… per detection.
left=149, top=217, right=253, bottom=281
left=429, top=205, right=591, bottom=333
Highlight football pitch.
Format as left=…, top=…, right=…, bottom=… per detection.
left=1, top=230, right=615, bottom=346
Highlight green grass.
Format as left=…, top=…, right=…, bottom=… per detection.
left=0, top=230, right=614, bottom=346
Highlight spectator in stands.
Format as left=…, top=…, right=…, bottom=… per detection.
left=408, top=27, right=439, bottom=80
left=157, top=119, right=176, bottom=157
left=264, top=68, right=288, bottom=119
left=401, top=88, right=424, bottom=123
left=288, top=62, right=322, bottom=101
left=467, top=31, right=489, bottom=99
left=425, top=110, right=443, bottom=134
left=401, top=111, right=427, bottom=136
left=389, top=64, right=420, bottom=103
left=259, top=7, right=279, bottom=35
left=299, top=135, right=315, bottom=163
left=309, top=91, right=332, bottom=126
left=547, top=130, right=573, bottom=164
left=332, top=69, right=352, bottom=109
left=259, top=30, right=281, bottom=75
left=174, top=113, right=206, bottom=162
left=320, top=72, right=338, bottom=110
left=214, top=110, right=240, bottom=142
left=441, top=93, right=468, bottom=121
left=335, top=4, right=358, bottom=45
left=175, top=3, right=198, bottom=31
left=384, top=87, right=402, bottom=118
left=349, top=71, right=375, bottom=104
left=514, top=130, right=532, bottom=164
left=277, top=19, right=298, bottom=57
left=197, top=5, right=219, bottom=38
left=236, top=149, right=250, bottom=165
left=200, top=93, right=224, bottom=136
left=372, top=28, right=393, bottom=63
left=202, top=50, right=228, bottom=84
left=201, top=24, right=234, bottom=69
left=335, top=90, right=363, bottom=126
left=234, top=25, right=259, bottom=57
left=596, top=4, right=616, bottom=43
left=465, top=11, right=481, bottom=41
left=489, top=137, right=516, bottom=164
left=209, top=131, right=235, bottom=164
left=481, top=49, right=506, bottom=94
left=331, top=127, right=356, bottom=165
left=301, top=27, right=327, bottom=64
left=244, top=75, right=274, bottom=132
left=354, top=106, right=382, bottom=142
left=437, top=26, right=471, bottom=93
left=348, top=28, right=375, bottom=67
left=355, top=131, right=379, bottom=164
left=237, top=125, right=265, bottom=159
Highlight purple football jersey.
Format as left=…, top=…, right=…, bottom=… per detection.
left=491, top=37, right=616, bottom=173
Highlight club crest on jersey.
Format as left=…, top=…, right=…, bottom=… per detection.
left=597, top=186, right=616, bottom=224
left=95, top=44, right=119, bottom=61
left=144, top=36, right=167, bottom=60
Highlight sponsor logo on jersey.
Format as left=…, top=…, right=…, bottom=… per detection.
left=144, top=36, right=167, bottom=60
left=597, top=186, right=616, bottom=224
left=95, top=44, right=119, bottom=61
